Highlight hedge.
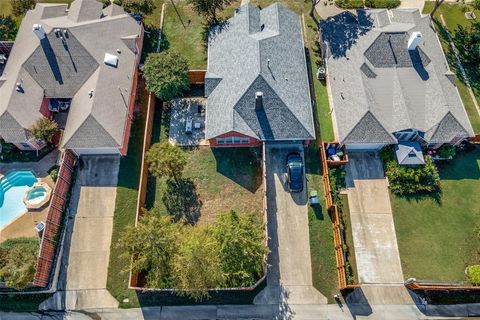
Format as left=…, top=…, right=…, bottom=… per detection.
left=335, top=0, right=364, bottom=9
left=365, top=0, right=400, bottom=8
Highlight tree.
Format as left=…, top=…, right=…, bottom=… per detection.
left=143, top=50, right=189, bottom=100
left=173, top=225, right=224, bottom=300
left=430, top=0, right=445, bottom=18
left=116, top=0, right=155, bottom=16
left=117, top=210, right=181, bottom=288
left=212, top=211, right=268, bottom=287
left=472, top=0, right=480, bottom=10
left=145, top=141, right=187, bottom=180
left=186, top=0, right=232, bottom=24
left=0, top=15, right=18, bottom=41
left=11, top=0, right=36, bottom=16
left=0, top=237, right=39, bottom=290
left=309, top=0, right=320, bottom=24
left=30, top=117, right=58, bottom=144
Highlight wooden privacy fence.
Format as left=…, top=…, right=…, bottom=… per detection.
left=188, top=70, right=206, bottom=84
left=33, top=150, right=77, bottom=287
left=319, top=142, right=358, bottom=290
left=405, top=279, right=480, bottom=291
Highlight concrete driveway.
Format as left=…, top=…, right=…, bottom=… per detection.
left=255, top=145, right=327, bottom=305
left=64, top=156, right=120, bottom=310
left=346, top=152, right=404, bottom=284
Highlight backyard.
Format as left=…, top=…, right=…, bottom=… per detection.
left=392, top=146, right=480, bottom=282
left=423, top=2, right=480, bottom=133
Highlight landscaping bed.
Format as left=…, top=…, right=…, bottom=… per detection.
left=335, top=0, right=399, bottom=9
left=392, top=146, right=480, bottom=282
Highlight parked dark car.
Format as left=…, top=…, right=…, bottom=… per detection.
left=286, top=152, right=303, bottom=193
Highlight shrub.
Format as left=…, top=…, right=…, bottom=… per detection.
left=468, top=265, right=480, bottom=285
left=385, top=156, right=440, bottom=195
left=365, top=0, right=400, bottom=8
left=329, top=168, right=346, bottom=205
left=11, top=0, right=36, bottom=16
left=335, top=0, right=364, bottom=9
left=0, top=15, right=18, bottom=41
left=0, top=237, right=39, bottom=290
left=380, top=145, right=394, bottom=163
left=437, top=144, right=456, bottom=159
left=145, top=142, right=187, bottom=180
left=49, top=168, right=58, bottom=182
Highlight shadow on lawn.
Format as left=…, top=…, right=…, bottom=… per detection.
left=437, top=146, right=480, bottom=181
left=162, top=178, right=202, bottom=225
left=212, top=147, right=262, bottom=193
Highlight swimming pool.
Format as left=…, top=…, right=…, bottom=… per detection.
left=0, top=171, right=38, bottom=229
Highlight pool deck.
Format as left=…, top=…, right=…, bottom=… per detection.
left=0, top=150, right=59, bottom=242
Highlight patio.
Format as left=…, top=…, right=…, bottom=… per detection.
left=168, top=98, right=208, bottom=147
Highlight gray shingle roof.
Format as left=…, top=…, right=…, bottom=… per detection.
left=0, top=0, right=142, bottom=149
left=321, top=9, right=474, bottom=145
left=205, top=3, right=315, bottom=141
left=394, top=141, right=425, bottom=165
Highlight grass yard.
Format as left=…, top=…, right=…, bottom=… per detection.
left=423, top=2, right=480, bottom=134
left=305, top=147, right=339, bottom=304
left=339, top=194, right=358, bottom=285
left=392, top=146, right=480, bottom=282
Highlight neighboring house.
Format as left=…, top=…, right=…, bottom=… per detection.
left=0, top=0, right=143, bottom=156
left=321, top=9, right=474, bottom=153
left=204, top=3, right=315, bottom=147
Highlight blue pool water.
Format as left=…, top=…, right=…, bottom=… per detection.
left=0, top=171, right=38, bottom=229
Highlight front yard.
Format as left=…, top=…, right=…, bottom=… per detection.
left=392, top=146, right=480, bottom=282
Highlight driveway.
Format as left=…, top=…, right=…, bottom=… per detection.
left=255, top=145, right=327, bottom=305
left=52, top=156, right=120, bottom=310
left=346, top=152, right=404, bottom=284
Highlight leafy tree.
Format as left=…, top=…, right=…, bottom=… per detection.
left=11, top=0, right=36, bottom=16
left=437, top=144, right=456, bottom=159
left=0, top=237, right=39, bottom=290
left=117, top=209, right=181, bottom=288
left=30, top=117, right=58, bottom=144
left=143, top=50, right=189, bottom=101
left=145, top=141, right=187, bottom=180
left=468, top=265, right=480, bottom=285
left=173, top=225, right=224, bottom=300
left=116, top=0, right=155, bottom=16
left=0, top=15, right=17, bottom=41
left=162, top=178, right=201, bottom=224
left=186, top=0, right=232, bottom=23
left=472, top=0, right=480, bottom=10
left=212, top=211, right=267, bottom=287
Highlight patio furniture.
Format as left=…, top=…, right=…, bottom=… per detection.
left=194, top=122, right=201, bottom=129
left=185, top=116, right=193, bottom=134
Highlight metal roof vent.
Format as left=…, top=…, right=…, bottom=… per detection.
left=255, top=91, right=263, bottom=111
left=104, top=53, right=118, bottom=68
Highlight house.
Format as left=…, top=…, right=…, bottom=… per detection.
left=204, top=3, right=315, bottom=147
left=321, top=9, right=474, bottom=152
left=0, top=0, right=143, bottom=156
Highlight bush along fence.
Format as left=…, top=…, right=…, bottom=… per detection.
left=319, top=142, right=359, bottom=290
left=128, top=93, right=267, bottom=292
left=33, top=150, right=77, bottom=288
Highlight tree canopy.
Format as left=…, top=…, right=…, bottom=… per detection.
left=30, top=117, right=58, bottom=144
left=118, top=210, right=181, bottom=288
left=145, top=141, right=187, bottom=180
left=114, top=0, right=155, bottom=16
left=0, top=237, right=39, bottom=290
left=0, top=15, right=17, bottom=41
left=186, top=0, right=233, bottom=23
left=11, top=0, right=36, bottom=16
left=143, top=50, right=189, bottom=101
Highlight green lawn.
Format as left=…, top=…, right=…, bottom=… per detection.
left=339, top=194, right=358, bottom=285
left=423, top=2, right=480, bottom=134
left=305, top=147, right=339, bottom=303
left=392, top=146, right=480, bottom=282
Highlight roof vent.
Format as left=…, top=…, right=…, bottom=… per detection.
left=32, top=24, right=46, bottom=40
left=104, top=53, right=119, bottom=68
left=15, top=81, right=24, bottom=93
left=255, top=91, right=263, bottom=111
left=407, top=32, right=422, bottom=50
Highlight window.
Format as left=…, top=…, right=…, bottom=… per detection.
left=216, top=138, right=225, bottom=144
left=232, top=137, right=241, bottom=144
left=241, top=137, right=250, bottom=144
left=225, top=137, right=233, bottom=144
left=20, top=142, right=32, bottom=149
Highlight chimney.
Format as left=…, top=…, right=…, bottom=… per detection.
left=407, top=32, right=422, bottom=50
left=32, top=24, right=46, bottom=40
left=255, top=92, right=263, bottom=111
